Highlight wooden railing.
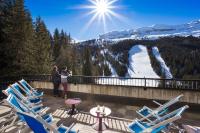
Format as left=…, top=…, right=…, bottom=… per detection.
left=0, top=75, right=200, bottom=92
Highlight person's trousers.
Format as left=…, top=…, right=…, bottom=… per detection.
left=53, top=82, right=60, bottom=95
left=62, top=83, right=68, bottom=94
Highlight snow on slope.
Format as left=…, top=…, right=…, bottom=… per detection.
left=99, top=19, right=200, bottom=40
left=99, top=49, right=118, bottom=77
left=127, top=45, right=159, bottom=78
left=97, top=45, right=161, bottom=87
left=152, top=47, right=173, bottom=79
left=105, top=61, right=118, bottom=77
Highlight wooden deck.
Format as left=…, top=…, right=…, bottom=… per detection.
left=52, top=109, right=131, bottom=133
left=1, top=94, right=200, bottom=133
left=0, top=106, right=131, bottom=133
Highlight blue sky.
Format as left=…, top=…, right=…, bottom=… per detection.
left=25, top=0, right=200, bottom=40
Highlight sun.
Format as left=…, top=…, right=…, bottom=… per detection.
left=95, top=0, right=110, bottom=15
left=88, top=0, right=117, bottom=19
left=79, top=0, right=122, bottom=35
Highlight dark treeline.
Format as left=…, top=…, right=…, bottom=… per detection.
left=75, top=36, right=200, bottom=79
left=108, top=36, right=200, bottom=79
left=0, top=0, right=77, bottom=76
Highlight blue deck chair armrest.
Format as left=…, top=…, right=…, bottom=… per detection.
left=30, top=103, right=44, bottom=109
left=57, top=123, right=77, bottom=133
left=32, top=107, right=48, bottom=116
left=28, top=98, right=42, bottom=105
left=66, top=123, right=76, bottom=133
left=28, top=95, right=41, bottom=100
left=42, top=113, right=54, bottom=124
left=137, top=106, right=153, bottom=117
left=128, top=119, right=147, bottom=133
left=153, top=100, right=163, bottom=106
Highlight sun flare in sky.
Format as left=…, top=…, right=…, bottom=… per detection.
left=81, top=0, right=120, bottom=33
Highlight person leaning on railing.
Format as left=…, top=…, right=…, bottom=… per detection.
left=52, top=65, right=61, bottom=97
left=61, top=67, right=72, bottom=99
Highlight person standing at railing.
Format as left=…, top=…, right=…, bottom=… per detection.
left=52, top=65, right=61, bottom=97
left=61, top=67, right=72, bottom=99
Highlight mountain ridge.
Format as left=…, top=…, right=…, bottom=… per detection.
left=99, top=19, right=200, bottom=41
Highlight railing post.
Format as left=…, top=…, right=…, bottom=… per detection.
left=163, top=78, right=166, bottom=89
left=144, top=77, right=146, bottom=90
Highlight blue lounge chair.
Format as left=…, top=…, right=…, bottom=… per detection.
left=128, top=105, right=189, bottom=133
left=3, top=86, right=42, bottom=108
left=17, top=111, right=77, bottom=133
left=11, top=83, right=42, bottom=105
left=137, top=94, right=184, bottom=122
left=4, top=94, right=53, bottom=124
left=19, top=79, right=43, bottom=98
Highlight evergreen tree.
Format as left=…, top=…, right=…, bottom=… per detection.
left=0, top=0, right=12, bottom=76
left=53, top=28, right=61, bottom=61
left=104, top=64, right=112, bottom=76
left=0, top=0, right=36, bottom=75
left=82, top=46, right=92, bottom=76
left=34, top=17, right=52, bottom=74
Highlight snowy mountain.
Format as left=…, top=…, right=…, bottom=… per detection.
left=99, top=20, right=200, bottom=40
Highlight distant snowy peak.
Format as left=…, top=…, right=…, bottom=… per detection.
left=99, top=19, right=200, bottom=40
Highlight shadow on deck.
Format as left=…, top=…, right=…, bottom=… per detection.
left=1, top=94, right=200, bottom=133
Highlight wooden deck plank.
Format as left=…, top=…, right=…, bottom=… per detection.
left=57, top=110, right=64, bottom=117
left=61, top=111, right=67, bottom=118
left=72, top=113, right=78, bottom=119
left=52, top=109, right=60, bottom=116
left=89, top=115, right=94, bottom=125
left=83, top=114, right=89, bottom=123
left=115, top=119, right=122, bottom=130
left=86, top=114, right=91, bottom=124
left=79, top=113, right=85, bottom=122
left=112, top=119, right=117, bottom=129
left=123, top=121, right=130, bottom=132
left=107, top=118, right=113, bottom=128
left=63, top=112, right=70, bottom=118
left=75, top=113, right=81, bottom=121
left=119, top=120, right=126, bottom=131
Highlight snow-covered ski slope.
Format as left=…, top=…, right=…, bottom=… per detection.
left=97, top=44, right=173, bottom=87
left=152, top=47, right=173, bottom=79
left=127, top=45, right=159, bottom=78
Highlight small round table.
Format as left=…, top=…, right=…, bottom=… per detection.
left=65, top=98, right=81, bottom=115
left=90, top=106, right=111, bottom=131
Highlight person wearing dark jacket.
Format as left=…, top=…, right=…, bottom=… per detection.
left=52, top=66, right=60, bottom=97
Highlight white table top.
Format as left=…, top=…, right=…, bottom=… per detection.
left=90, top=106, right=111, bottom=117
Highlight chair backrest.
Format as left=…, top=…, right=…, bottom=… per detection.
left=5, top=94, right=28, bottom=121
left=3, top=87, right=16, bottom=97
left=17, top=111, right=48, bottom=133
left=6, top=94, right=28, bottom=113
left=12, top=83, right=25, bottom=95
left=10, top=83, right=27, bottom=102
left=19, top=79, right=32, bottom=93
left=15, top=82, right=31, bottom=96
left=150, top=105, right=189, bottom=129
left=156, top=94, right=183, bottom=112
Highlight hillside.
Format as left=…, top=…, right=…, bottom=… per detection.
left=78, top=36, right=200, bottom=79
